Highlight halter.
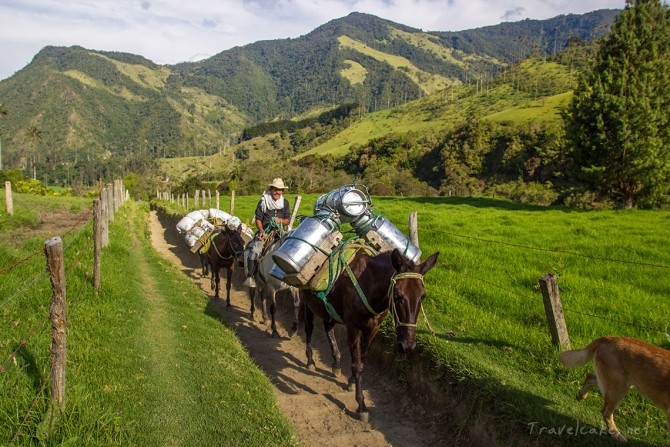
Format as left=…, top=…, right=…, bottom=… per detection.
left=212, top=231, right=244, bottom=260
left=340, top=264, right=425, bottom=329
left=387, top=272, right=424, bottom=328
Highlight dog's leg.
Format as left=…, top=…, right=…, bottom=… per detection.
left=598, top=372, right=629, bottom=443
left=577, top=373, right=598, bottom=400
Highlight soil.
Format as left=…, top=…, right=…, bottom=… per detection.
left=149, top=209, right=450, bottom=447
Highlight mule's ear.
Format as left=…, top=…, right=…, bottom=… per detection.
left=419, top=252, right=439, bottom=275
left=391, top=248, right=406, bottom=271
left=236, top=224, right=243, bottom=234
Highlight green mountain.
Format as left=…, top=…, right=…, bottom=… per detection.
left=0, top=10, right=618, bottom=189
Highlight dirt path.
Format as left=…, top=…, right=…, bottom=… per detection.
left=149, top=210, right=446, bottom=447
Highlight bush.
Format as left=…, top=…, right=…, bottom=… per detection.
left=488, top=180, right=558, bottom=206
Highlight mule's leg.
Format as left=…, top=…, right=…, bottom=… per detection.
left=225, top=267, right=233, bottom=309
left=212, top=268, right=220, bottom=299
left=260, top=287, right=269, bottom=323
left=323, top=319, right=341, bottom=376
left=248, top=286, right=256, bottom=320
left=269, top=291, right=280, bottom=338
left=288, top=288, right=300, bottom=337
left=304, top=304, right=316, bottom=371
left=346, top=327, right=369, bottom=421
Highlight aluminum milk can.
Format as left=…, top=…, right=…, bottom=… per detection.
left=314, top=184, right=369, bottom=222
left=272, top=215, right=339, bottom=274
left=355, top=212, right=422, bottom=263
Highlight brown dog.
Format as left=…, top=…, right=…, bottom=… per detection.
left=559, top=336, right=670, bottom=443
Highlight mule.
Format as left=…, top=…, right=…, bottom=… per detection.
left=204, top=225, right=246, bottom=308
left=300, top=247, right=439, bottom=421
left=248, top=231, right=300, bottom=338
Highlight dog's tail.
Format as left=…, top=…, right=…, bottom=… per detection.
left=559, top=338, right=604, bottom=369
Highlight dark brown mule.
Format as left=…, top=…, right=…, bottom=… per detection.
left=204, top=225, right=246, bottom=308
left=300, top=248, right=439, bottom=421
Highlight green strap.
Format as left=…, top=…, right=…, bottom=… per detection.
left=343, top=261, right=379, bottom=316
left=316, top=290, right=344, bottom=324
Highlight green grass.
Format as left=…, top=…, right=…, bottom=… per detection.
left=1, top=195, right=298, bottom=446
left=5, top=190, right=670, bottom=446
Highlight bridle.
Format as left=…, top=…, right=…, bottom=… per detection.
left=387, top=272, right=424, bottom=329
left=342, top=262, right=425, bottom=329
left=212, top=230, right=244, bottom=260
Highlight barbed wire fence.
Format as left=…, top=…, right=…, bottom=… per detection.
left=0, top=179, right=126, bottom=442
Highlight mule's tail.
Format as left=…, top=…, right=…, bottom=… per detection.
left=559, top=338, right=605, bottom=369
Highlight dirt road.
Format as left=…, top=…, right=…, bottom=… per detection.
left=149, top=210, right=447, bottom=447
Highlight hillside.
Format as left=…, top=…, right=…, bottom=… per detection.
left=0, top=10, right=617, bottom=190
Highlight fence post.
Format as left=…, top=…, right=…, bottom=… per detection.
left=230, top=190, right=235, bottom=215
left=408, top=211, right=419, bottom=248
left=288, top=195, right=302, bottom=231
left=93, top=199, right=102, bottom=290
left=538, top=273, right=570, bottom=350
left=216, top=190, right=220, bottom=210
left=45, top=237, right=67, bottom=414
left=5, top=181, right=12, bottom=215
left=100, top=187, right=109, bottom=247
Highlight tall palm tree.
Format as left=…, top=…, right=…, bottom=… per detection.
left=26, top=125, right=42, bottom=179
left=0, top=103, right=7, bottom=171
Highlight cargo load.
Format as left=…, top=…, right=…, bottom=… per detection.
left=271, top=183, right=420, bottom=290
left=176, top=209, right=253, bottom=253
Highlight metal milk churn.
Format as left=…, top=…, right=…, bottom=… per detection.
left=271, top=214, right=343, bottom=287
left=351, top=211, right=422, bottom=263
left=313, top=184, right=370, bottom=222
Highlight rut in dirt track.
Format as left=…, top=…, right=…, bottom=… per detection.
left=150, top=210, right=450, bottom=447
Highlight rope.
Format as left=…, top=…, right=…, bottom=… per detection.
left=388, top=272, right=425, bottom=329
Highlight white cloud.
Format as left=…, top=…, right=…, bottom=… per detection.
left=0, top=0, right=625, bottom=80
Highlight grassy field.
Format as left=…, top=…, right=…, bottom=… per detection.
left=3, top=190, right=670, bottom=445
left=0, top=193, right=298, bottom=446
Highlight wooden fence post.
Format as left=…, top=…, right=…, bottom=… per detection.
left=45, top=237, right=67, bottom=413
left=100, top=187, right=109, bottom=247
left=216, top=190, right=220, bottom=210
left=408, top=211, right=419, bottom=248
left=288, top=195, right=302, bottom=231
left=5, top=181, right=12, bottom=215
left=538, top=273, right=570, bottom=350
left=230, top=190, right=235, bottom=215
left=93, top=199, right=102, bottom=290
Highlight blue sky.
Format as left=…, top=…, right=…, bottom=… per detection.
left=0, top=0, right=625, bottom=81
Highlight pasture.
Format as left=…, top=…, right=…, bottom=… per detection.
left=221, top=191, right=670, bottom=445
left=0, top=194, right=298, bottom=446
left=2, top=189, right=670, bottom=446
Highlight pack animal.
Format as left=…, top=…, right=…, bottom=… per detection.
left=300, top=248, right=439, bottom=421
left=203, top=225, right=246, bottom=308
left=247, top=231, right=300, bottom=338
left=559, top=336, right=670, bottom=442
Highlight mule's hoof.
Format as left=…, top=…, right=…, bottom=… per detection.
left=272, top=331, right=280, bottom=338
left=347, top=382, right=354, bottom=392
left=307, top=363, right=316, bottom=371
left=332, top=367, right=342, bottom=377
left=357, top=411, right=369, bottom=423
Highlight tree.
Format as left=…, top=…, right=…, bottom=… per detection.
left=564, top=0, right=670, bottom=208
left=0, top=103, right=6, bottom=170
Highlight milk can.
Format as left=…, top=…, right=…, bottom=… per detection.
left=353, top=211, right=422, bottom=263
left=314, top=184, right=369, bottom=222
left=272, top=215, right=340, bottom=274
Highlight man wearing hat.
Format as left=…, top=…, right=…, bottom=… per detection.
left=245, top=178, right=291, bottom=282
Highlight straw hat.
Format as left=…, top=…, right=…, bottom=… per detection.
left=267, top=177, right=288, bottom=190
